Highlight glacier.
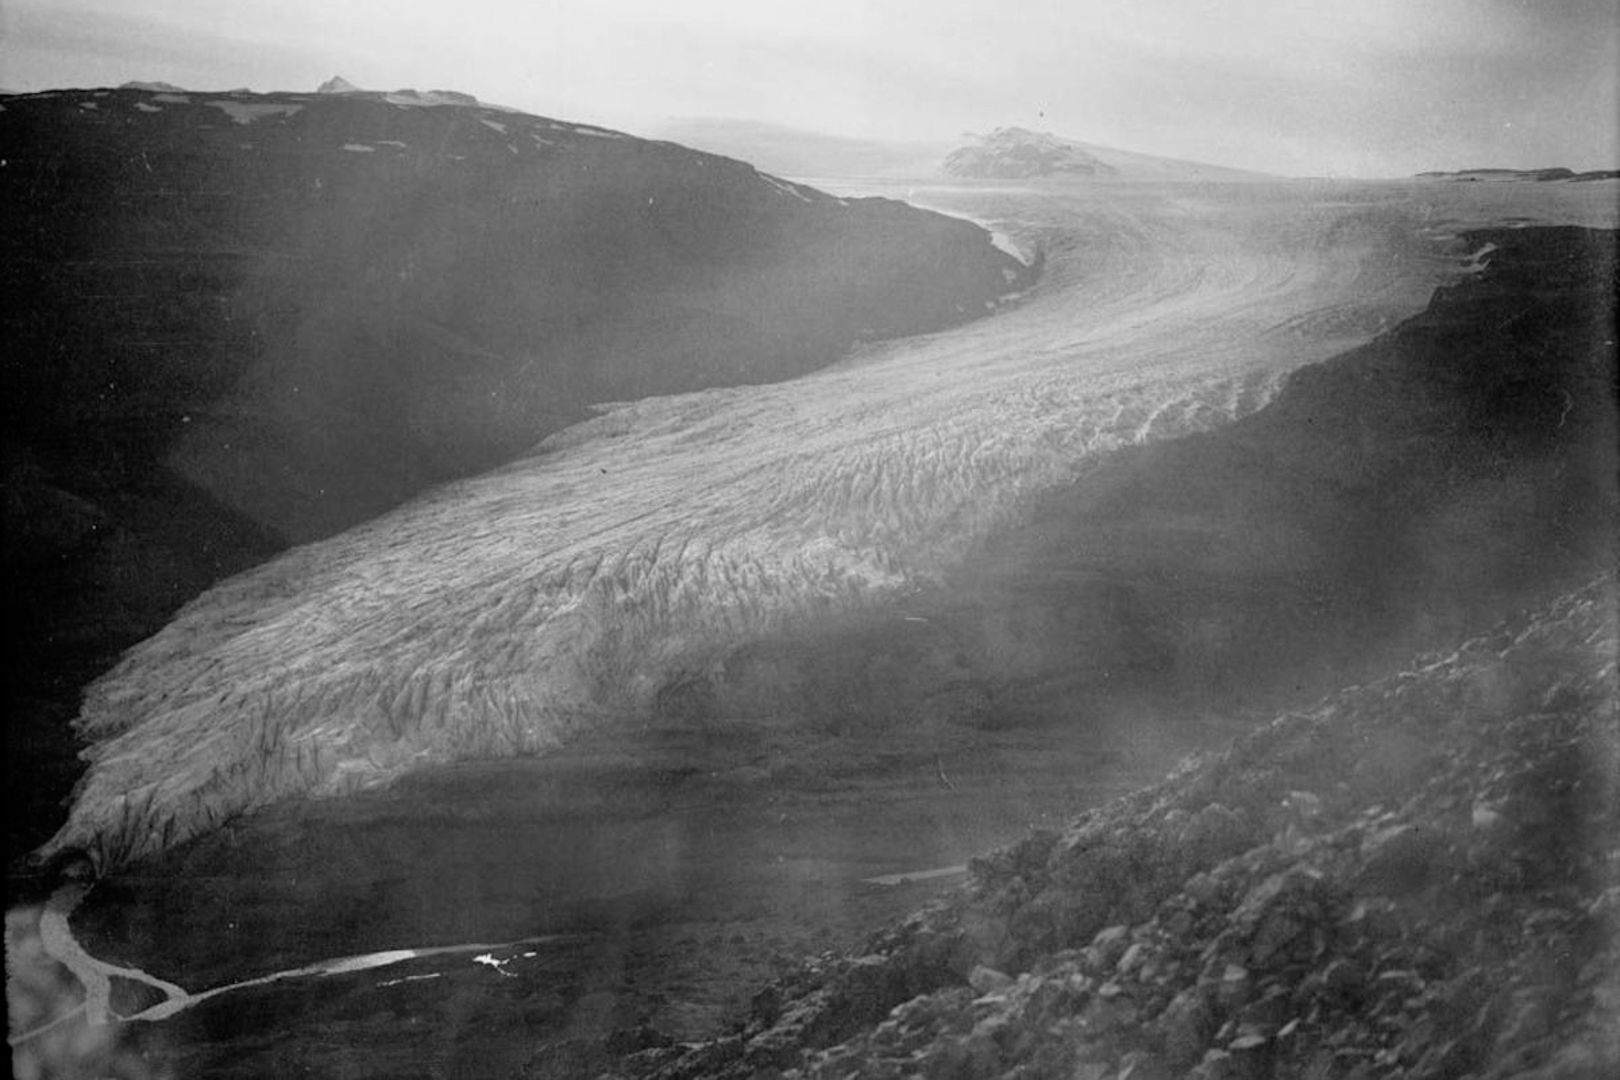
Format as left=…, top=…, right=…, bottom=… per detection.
left=40, top=178, right=1620, bottom=871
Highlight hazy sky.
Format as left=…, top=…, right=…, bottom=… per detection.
left=3, top=0, right=1616, bottom=177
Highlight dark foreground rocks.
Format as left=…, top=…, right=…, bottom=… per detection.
left=598, top=574, right=1617, bottom=1080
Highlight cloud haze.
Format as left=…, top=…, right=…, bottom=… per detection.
left=2, top=0, right=1615, bottom=176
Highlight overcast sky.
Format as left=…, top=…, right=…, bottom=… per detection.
left=3, top=0, right=1616, bottom=177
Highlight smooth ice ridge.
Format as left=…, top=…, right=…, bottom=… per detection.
left=46, top=181, right=1606, bottom=870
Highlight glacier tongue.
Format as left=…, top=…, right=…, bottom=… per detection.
left=45, top=180, right=1583, bottom=871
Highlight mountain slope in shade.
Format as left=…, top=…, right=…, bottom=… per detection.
left=945, top=127, right=1273, bottom=181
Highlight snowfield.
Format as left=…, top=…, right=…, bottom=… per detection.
left=42, top=179, right=1618, bottom=870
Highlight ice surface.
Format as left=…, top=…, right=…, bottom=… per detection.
left=43, top=180, right=1619, bottom=870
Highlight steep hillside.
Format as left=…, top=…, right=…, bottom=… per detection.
left=611, top=573, right=1617, bottom=1079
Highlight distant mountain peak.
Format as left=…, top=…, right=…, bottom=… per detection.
left=944, top=125, right=1272, bottom=182
left=317, top=75, right=362, bottom=94
left=119, top=80, right=187, bottom=93
left=945, top=127, right=1115, bottom=179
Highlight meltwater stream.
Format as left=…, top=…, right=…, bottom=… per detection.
left=15, top=178, right=1618, bottom=1078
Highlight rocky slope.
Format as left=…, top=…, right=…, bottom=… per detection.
left=599, top=572, right=1618, bottom=1080
left=0, top=84, right=1028, bottom=864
